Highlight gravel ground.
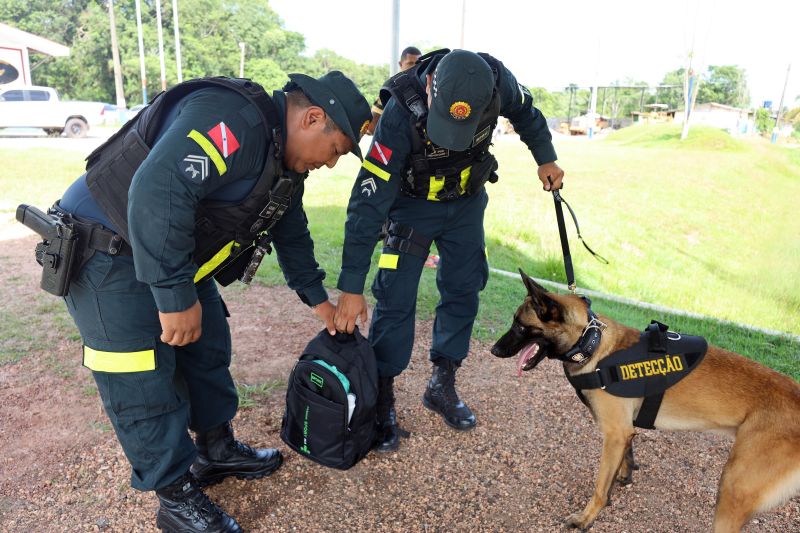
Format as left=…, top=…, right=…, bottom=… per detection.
left=1, top=233, right=798, bottom=532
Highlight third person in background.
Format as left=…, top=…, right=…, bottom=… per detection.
left=364, top=46, right=422, bottom=135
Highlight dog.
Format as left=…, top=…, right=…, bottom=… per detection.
left=491, top=270, right=800, bottom=532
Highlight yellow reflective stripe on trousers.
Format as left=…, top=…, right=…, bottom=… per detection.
left=426, top=166, right=471, bottom=202
left=378, top=253, right=399, bottom=269
left=83, top=346, right=156, bottom=373
left=194, top=241, right=237, bottom=283
left=362, top=160, right=391, bottom=181
left=187, top=130, right=227, bottom=176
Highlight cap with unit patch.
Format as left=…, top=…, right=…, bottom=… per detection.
left=285, top=71, right=371, bottom=159
left=427, top=50, right=495, bottom=151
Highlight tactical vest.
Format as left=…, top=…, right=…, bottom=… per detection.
left=566, top=321, right=708, bottom=429
left=83, top=77, right=304, bottom=285
left=379, top=49, right=502, bottom=202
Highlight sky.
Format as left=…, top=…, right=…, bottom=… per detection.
left=270, top=0, right=799, bottom=109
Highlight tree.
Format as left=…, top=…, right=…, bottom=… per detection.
left=697, top=65, right=749, bottom=107
left=1, top=0, right=392, bottom=105
left=754, top=107, right=771, bottom=135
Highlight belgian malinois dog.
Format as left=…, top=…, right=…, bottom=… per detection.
left=491, top=270, right=800, bottom=532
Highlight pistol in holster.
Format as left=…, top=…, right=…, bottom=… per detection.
left=16, top=204, right=79, bottom=296
left=465, top=152, right=499, bottom=195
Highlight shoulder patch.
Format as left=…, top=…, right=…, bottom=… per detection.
left=368, top=142, right=392, bottom=165
left=207, top=122, right=240, bottom=158
left=179, top=154, right=209, bottom=181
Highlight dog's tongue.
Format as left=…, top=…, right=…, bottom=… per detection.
left=516, top=342, right=539, bottom=378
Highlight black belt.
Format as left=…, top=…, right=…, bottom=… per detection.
left=52, top=202, right=131, bottom=256
left=78, top=223, right=131, bottom=256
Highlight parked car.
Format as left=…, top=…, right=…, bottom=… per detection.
left=0, top=85, right=104, bottom=137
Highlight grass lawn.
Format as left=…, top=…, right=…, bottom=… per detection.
left=1, top=125, right=798, bottom=378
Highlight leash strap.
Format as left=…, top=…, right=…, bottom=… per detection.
left=552, top=188, right=576, bottom=291
left=549, top=181, right=609, bottom=292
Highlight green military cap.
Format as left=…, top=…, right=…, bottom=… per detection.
left=286, top=71, right=371, bottom=159
left=427, top=50, right=495, bottom=151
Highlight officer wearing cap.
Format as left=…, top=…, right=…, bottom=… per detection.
left=56, top=72, right=370, bottom=532
left=333, top=49, right=564, bottom=452
left=365, top=46, right=422, bottom=135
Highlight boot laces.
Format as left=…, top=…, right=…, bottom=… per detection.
left=436, top=366, right=460, bottom=405
left=170, top=479, right=225, bottom=526
left=231, top=439, right=258, bottom=457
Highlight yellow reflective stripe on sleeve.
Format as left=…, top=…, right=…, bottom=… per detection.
left=362, top=159, right=391, bottom=181
left=83, top=346, right=156, bottom=373
left=187, top=130, right=227, bottom=176
left=194, top=241, right=238, bottom=283
left=378, top=253, right=399, bottom=269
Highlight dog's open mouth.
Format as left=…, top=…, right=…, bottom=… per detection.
left=516, top=342, right=543, bottom=377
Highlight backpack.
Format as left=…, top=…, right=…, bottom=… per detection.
left=280, top=328, right=378, bottom=469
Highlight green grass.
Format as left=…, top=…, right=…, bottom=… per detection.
left=236, top=380, right=283, bottom=409
left=1, top=128, right=797, bottom=379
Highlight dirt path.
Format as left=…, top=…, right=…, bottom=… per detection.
left=1, top=233, right=798, bottom=532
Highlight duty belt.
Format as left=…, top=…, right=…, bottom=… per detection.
left=52, top=203, right=131, bottom=257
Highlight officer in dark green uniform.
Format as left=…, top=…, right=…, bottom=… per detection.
left=334, top=50, right=564, bottom=452
left=56, top=72, right=370, bottom=532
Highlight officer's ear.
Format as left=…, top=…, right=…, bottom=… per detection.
left=302, top=106, right=327, bottom=131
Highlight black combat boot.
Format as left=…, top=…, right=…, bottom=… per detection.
left=374, top=376, right=403, bottom=453
left=422, top=359, right=477, bottom=430
left=155, top=472, right=242, bottom=533
left=190, top=421, right=283, bottom=487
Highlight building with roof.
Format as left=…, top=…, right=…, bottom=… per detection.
left=0, top=22, right=69, bottom=87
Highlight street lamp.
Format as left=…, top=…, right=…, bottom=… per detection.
left=239, top=42, right=246, bottom=78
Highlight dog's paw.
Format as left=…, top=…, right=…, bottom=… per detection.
left=615, top=472, right=633, bottom=486
left=564, top=512, right=593, bottom=531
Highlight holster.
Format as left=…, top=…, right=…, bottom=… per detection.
left=465, top=152, right=499, bottom=195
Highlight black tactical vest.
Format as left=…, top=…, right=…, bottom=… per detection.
left=83, top=77, right=304, bottom=285
left=379, top=50, right=502, bottom=201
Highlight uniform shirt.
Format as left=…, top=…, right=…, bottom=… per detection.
left=61, top=87, right=327, bottom=313
left=337, top=54, right=558, bottom=295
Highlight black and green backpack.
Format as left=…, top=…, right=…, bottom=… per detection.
left=280, top=328, right=378, bottom=469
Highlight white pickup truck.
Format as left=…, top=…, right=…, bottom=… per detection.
left=0, top=85, right=104, bottom=138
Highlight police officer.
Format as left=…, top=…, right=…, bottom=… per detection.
left=364, top=46, right=422, bottom=135
left=56, top=72, right=370, bottom=532
left=333, top=50, right=564, bottom=452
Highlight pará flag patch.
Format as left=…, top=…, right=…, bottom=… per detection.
left=368, top=142, right=392, bottom=165
left=207, top=122, right=240, bottom=158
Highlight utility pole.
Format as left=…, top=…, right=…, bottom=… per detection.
left=772, top=63, right=791, bottom=144
left=134, top=0, right=147, bottom=103
left=460, top=0, right=466, bottom=49
left=390, top=0, right=400, bottom=76
left=155, top=0, right=167, bottom=91
left=107, top=0, right=127, bottom=112
left=172, top=0, right=183, bottom=83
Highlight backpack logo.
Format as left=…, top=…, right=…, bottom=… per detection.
left=310, top=372, right=324, bottom=389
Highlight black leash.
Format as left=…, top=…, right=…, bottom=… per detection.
left=548, top=179, right=608, bottom=292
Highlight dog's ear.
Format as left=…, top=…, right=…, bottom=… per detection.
left=518, top=269, right=547, bottom=298
left=518, top=269, right=563, bottom=323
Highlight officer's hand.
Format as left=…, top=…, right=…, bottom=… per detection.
left=159, top=300, right=202, bottom=346
left=312, top=300, right=337, bottom=335
left=538, top=161, right=565, bottom=191
left=334, top=292, right=369, bottom=334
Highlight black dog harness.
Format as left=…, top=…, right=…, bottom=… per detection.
left=564, top=319, right=708, bottom=429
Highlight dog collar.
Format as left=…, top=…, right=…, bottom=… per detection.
left=559, top=304, right=606, bottom=366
